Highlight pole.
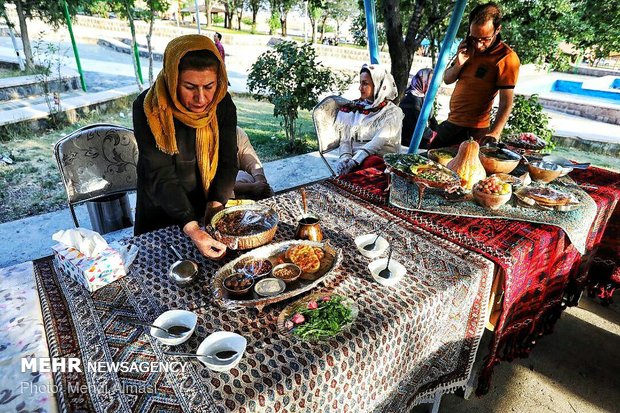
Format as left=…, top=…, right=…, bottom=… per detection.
left=62, top=0, right=87, bottom=91
left=408, top=0, right=468, bottom=153
left=363, top=0, right=379, bottom=64
left=2, top=11, right=25, bottom=71
left=194, top=0, right=201, bottom=34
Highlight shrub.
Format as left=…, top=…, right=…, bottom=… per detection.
left=502, top=94, right=555, bottom=148
left=247, top=41, right=351, bottom=150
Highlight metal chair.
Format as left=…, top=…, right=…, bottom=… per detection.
left=54, top=123, right=138, bottom=227
left=312, top=95, right=350, bottom=176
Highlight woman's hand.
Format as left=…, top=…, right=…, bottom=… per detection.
left=183, top=221, right=227, bottom=259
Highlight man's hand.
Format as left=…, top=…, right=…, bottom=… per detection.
left=183, top=221, right=227, bottom=259
left=455, top=39, right=472, bottom=67
left=479, top=134, right=499, bottom=146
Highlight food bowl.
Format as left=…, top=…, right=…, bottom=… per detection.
left=211, top=204, right=279, bottom=250
left=427, top=148, right=457, bottom=166
left=542, top=155, right=573, bottom=177
left=368, top=258, right=406, bottom=287
left=242, top=259, right=273, bottom=278
left=354, top=233, right=389, bottom=259
left=196, top=331, right=246, bottom=372
left=223, top=272, right=255, bottom=297
left=528, top=161, right=563, bottom=183
left=472, top=188, right=512, bottom=210
left=272, top=263, right=301, bottom=284
left=254, top=278, right=286, bottom=297
left=150, top=310, right=197, bottom=346
left=479, top=146, right=521, bottom=174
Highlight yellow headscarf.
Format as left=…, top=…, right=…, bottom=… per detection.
left=143, top=34, right=228, bottom=195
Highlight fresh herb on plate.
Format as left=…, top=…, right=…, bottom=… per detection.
left=286, top=295, right=353, bottom=339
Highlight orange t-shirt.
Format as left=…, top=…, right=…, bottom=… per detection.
left=448, top=41, right=520, bottom=128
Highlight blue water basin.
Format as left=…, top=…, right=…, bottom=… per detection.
left=551, top=80, right=620, bottom=103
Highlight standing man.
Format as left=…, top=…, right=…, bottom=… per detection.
left=214, top=32, right=225, bottom=63
left=429, top=2, right=520, bottom=148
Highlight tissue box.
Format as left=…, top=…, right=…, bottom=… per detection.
left=52, top=244, right=126, bottom=292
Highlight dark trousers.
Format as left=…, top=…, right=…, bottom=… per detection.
left=429, top=120, right=489, bottom=149
left=400, top=94, right=437, bottom=149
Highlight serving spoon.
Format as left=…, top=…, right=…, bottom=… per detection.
left=164, top=350, right=238, bottom=362
left=363, top=222, right=393, bottom=251
left=378, top=248, right=393, bottom=279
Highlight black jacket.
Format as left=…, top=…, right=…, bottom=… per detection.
left=133, top=89, right=238, bottom=235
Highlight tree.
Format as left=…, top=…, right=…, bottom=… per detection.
left=380, top=0, right=454, bottom=101
left=138, top=0, right=170, bottom=85
left=277, top=0, right=295, bottom=37
left=308, top=0, right=324, bottom=43
left=108, top=0, right=144, bottom=91
left=570, top=0, right=620, bottom=61
left=223, top=0, right=234, bottom=28
left=204, top=0, right=212, bottom=26
left=248, top=0, right=262, bottom=24
left=0, top=0, right=85, bottom=71
left=326, top=0, right=355, bottom=40
left=233, top=0, right=244, bottom=30
left=247, top=41, right=350, bottom=149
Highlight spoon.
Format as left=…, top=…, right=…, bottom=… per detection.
left=164, top=350, right=238, bottom=362
left=300, top=188, right=308, bottom=216
left=363, top=222, right=393, bottom=251
left=378, top=248, right=393, bottom=279
left=168, top=244, right=199, bottom=285
left=120, top=319, right=191, bottom=338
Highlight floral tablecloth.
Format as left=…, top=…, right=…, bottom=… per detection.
left=4, top=183, right=495, bottom=412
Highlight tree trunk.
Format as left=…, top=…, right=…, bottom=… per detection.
left=236, top=9, right=242, bottom=30
left=382, top=0, right=416, bottom=102
left=147, top=12, right=155, bottom=85
left=319, top=15, right=328, bottom=42
left=280, top=16, right=287, bottom=37
left=15, top=0, right=34, bottom=70
left=252, top=9, right=257, bottom=24
left=177, top=0, right=182, bottom=25
left=309, top=15, right=316, bottom=43
left=204, top=0, right=212, bottom=26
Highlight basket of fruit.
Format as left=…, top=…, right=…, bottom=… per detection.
left=472, top=176, right=512, bottom=210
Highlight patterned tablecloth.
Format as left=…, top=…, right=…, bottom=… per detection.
left=10, top=183, right=495, bottom=413
left=332, top=164, right=620, bottom=395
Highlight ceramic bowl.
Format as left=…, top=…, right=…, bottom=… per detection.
left=354, top=234, right=389, bottom=259
left=528, top=161, right=563, bottom=183
left=150, top=310, right=197, bottom=346
left=368, top=258, right=406, bottom=287
left=472, top=187, right=512, bottom=210
left=479, top=146, right=521, bottom=174
left=222, top=272, right=255, bottom=297
left=196, top=331, right=246, bottom=372
left=542, top=155, right=573, bottom=177
left=272, top=263, right=301, bottom=284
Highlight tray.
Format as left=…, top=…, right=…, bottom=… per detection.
left=502, top=133, right=546, bottom=153
left=211, top=240, right=342, bottom=311
left=276, top=293, right=358, bottom=341
left=514, top=185, right=581, bottom=211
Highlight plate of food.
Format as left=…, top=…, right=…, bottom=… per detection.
left=502, top=132, right=547, bottom=152
left=384, top=153, right=461, bottom=189
left=514, top=185, right=581, bottom=211
left=211, top=204, right=279, bottom=250
left=211, top=240, right=342, bottom=311
left=427, top=147, right=457, bottom=166
left=277, top=293, right=358, bottom=341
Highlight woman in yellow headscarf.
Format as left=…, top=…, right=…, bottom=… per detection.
left=133, top=34, right=237, bottom=259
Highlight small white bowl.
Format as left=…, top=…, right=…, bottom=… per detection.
left=150, top=310, right=197, bottom=346
left=354, top=234, right=389, bottom=259
left=368, top=258, right=406, bottom=287
left=197, top=331, right=247, bottom=372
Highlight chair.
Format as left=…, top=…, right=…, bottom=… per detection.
left=312, top=95, right=350, bottom=176
left=54, top=123, right=138, bottom=227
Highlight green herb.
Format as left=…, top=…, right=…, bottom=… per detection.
left=291, top=295, right=353, bottom=339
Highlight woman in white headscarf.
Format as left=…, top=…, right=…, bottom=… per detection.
left=335, top=64, right=404, bottom=175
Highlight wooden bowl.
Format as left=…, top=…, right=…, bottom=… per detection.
left=472, top=187, right=512, bottom=210
left=479, top=147, right=520, bottom=174
left=528, top=161, right=563, bottom=183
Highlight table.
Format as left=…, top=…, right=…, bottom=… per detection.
left=332, top=164, right=620, bottom=394
left=1, top=183, right=494, bottom=412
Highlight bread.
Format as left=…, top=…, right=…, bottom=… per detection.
left=286, top=245, right=322, bottom=273
left=522, top=187, right=572, bottom=206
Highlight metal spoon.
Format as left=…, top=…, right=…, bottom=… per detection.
left=378, top=248, right=393, bottom=279
left=164, top=350, right=238, bottom=362
left=120, top=319, right=191, bottom=338
left=168, top=244, right=199, bottom=285
left=363, top=222, right=392, bottom=251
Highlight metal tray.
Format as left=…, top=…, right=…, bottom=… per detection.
left=384, top=153, right=461, bottom=190
left=211, top=240, right=342, bottom=312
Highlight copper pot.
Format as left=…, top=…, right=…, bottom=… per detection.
left=294, top=214, right=323, bottom=242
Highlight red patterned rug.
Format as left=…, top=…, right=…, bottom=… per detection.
left=331, top=163, right=620, bottom=395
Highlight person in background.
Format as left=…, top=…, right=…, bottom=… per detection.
left=400, top=68, right=438, bottom=148
left=429, top=2, right=520, bottom=149
left=335, top=64, right=404, bottom=175
left=234, top=127, right=274, bottom=200
left=214, top=32, right=225, bottom=63
left=132, top=34, right=237, bottom=259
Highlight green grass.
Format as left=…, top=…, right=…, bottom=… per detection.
left=0, top=67, right=45, bottom=79
left=0, top=94, right=316, bottom=223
